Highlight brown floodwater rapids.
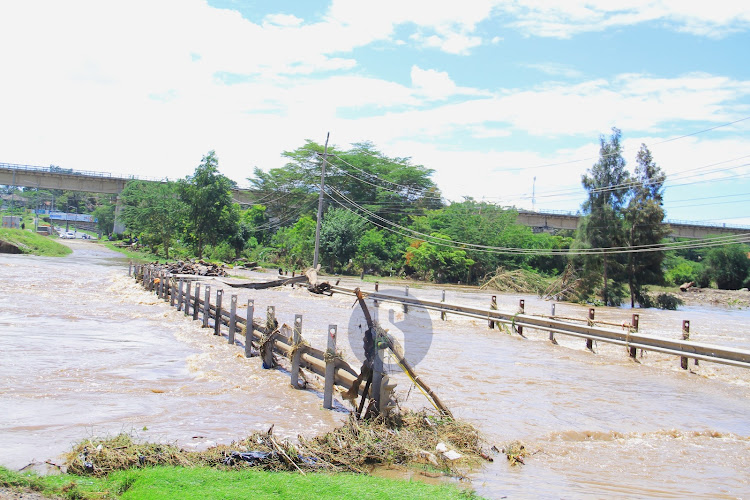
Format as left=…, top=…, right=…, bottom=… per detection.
left=1, top=241, right=749, bottom=499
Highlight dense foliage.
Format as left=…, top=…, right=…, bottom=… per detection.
left=3, top=137, right=749, bottom=306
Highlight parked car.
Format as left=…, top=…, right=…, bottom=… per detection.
left=60, top=232, right=76, bottom=239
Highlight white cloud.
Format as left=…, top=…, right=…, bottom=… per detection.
left=500, top=0, right=750, bottom=38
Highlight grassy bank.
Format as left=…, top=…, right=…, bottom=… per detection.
left=0, top=465, right=478, bottom=499
left=0, top=228, right=72, bottom=257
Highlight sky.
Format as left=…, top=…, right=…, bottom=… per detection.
left=1, top=1, right=749, bottom=225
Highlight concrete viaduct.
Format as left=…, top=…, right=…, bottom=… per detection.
left=3, top=162, right=748, bottom=239
left=0, top=162, right=257, bottom=233
left=516, top=210, right=750, bottom=239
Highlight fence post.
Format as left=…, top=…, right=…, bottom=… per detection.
left=550, top=303, right=557, bottom=344
left=214, top=289, right=223, bottom=335
left=324, top=325, right=337, bottom=410
left=489, top=295, right=497, bottom=329
left=170, top=276, right=176, bottom=307
left=629, top=314, right=639, bottom=358
left=245, top=299, right=255, bottom=358
left=128, top=261, right=132, bottom=277
left=193, top=283, right=201, bottom=320
left=681, top=320, right=690, bottom=369
left=291, top=314, right=304, bottom=389
left=586, top=308, right=595, bottom=351
left=262, top=306, right=277, bottom=369
left=517, top=299, right=525, bottom=337
left=441, top=290, right=446, bottom=321
left=184, top=281, right=192, bottom=317
left=177, top=279, right=184, bottom=311
left=228, top=294, right=237, bottom=345
left=403, top=286, right=409, bottom=313
left=374, top=282, right=379, bottom=308
left=371, top=340, right=384, bottom=415
left=202, top=286, right=211, bottom=328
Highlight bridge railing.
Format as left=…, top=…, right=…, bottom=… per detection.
left=0, top=162, right=164, bottom=182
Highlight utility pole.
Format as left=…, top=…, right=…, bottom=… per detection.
left=313, top=132, right=329, bottom=269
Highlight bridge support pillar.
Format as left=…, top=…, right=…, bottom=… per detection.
left=113, top=195, right=126, bottom=234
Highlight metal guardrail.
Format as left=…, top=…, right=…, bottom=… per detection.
left=330, top=285, right=750, bottom=370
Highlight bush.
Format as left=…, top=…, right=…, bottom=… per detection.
left=664, top=259, right=702, bottom=286
left=205, top=242, right=235, bottom=263
left=706, top=244, right=750, bottom=290
left=655, top=293, right=683, bottom=310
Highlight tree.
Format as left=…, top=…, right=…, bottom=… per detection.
left=624, top=144, right=668, bottom=307
left=578, top=128, right=631, bottom=305
left=178, top=151, right=239, bottom=258
left=706, top=244, right=750, bottom=289
left=271, top=216, right=316, bottom=268
left=92, top=202, right=115, bottom=236
left=405, top=234, right=474, bottom=283
left=319, top=207, right=367, bottom=273
left=120, top=181, right=186, bottom=258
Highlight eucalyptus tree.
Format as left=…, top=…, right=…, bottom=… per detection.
left=624, top=144, right=668, bottom=307
left=578, top=128, right=630, bottom=305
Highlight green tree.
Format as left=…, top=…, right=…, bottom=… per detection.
left=92, top=202, right=116, bottom=236
left=405, top=234, right=474, bottom=283
left=271, top=216, right=316, bottom=269
left=578, top=128, right=631, bottom=305
left=706, top=244, right=750, bottom=289
left=624, top=144, right=668, bottom=307
left=120, top=181, right=186, bottom=258
left=178, top=151, right=239, bottom=258
left=319, top=208, right=367, bottom=273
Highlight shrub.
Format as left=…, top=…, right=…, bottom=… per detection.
left=655, top=293, right=683, bottom=310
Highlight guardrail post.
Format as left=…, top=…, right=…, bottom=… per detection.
left=681, top=320, right=690, bottom=369
left=550, top=303, right=557, bottom=344
left=228, top=294, right=237, bottom=345
left=177, top=279, right=184, bottom=311
left=629, top=314, right=639, bottom=358
left=403, top=286, right=409, bottom=313
left=193, top=283, right=201, bottom=321
left=170, top=276, right=176, bottom=307
left=262, top=306, right=277, bottom=369
left=517, top=299, right=525, bottom=336
left=441, top=290, right=446, bottom=320
left=184, top=281, right=191, bottom=317
left=202, top=286, right=211, bottom=328
left=324, top=325, right=337, bottom=410
left=214, top=289, right=223, bottom=335
left=586, top=308, right=595, bottom=351
left=374, top=282, right=379, bottom=308
left=489, top=295, right=497, bottom=329
left=245, top=299, right=255, bottom=358
left=128, top=261, right=132, bottom=277
left=291, top=314, right=304, bottom=389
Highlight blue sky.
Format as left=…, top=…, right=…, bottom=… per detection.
left=1, top=1, right=749, bottom=225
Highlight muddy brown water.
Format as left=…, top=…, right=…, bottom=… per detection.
left=1, top=241, right=749, bottom=499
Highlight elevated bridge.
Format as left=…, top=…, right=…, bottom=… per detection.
left=0, top=162, right=258, bottom=232
left=517, top=210, right=750, bottom=239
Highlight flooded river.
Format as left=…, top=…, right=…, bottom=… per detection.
left=1, top=241, right=749, bottom=498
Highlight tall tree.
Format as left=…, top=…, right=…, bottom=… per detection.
left=579, top=128, right=630, bottom=305
left=120, top=181, right=186, bottom=258
left=178, top=151, right=239, bottom=258
left=624, top=144, right=668, bottom=307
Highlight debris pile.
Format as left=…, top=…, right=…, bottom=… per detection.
left=63, top=410, right=487, bottom=477
left=153, top=260, right=228, bottom=277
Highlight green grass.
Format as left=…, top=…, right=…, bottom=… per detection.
left=0, top=228, right=72, bottom=257
left=1, top=466, right=479, bottom=500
